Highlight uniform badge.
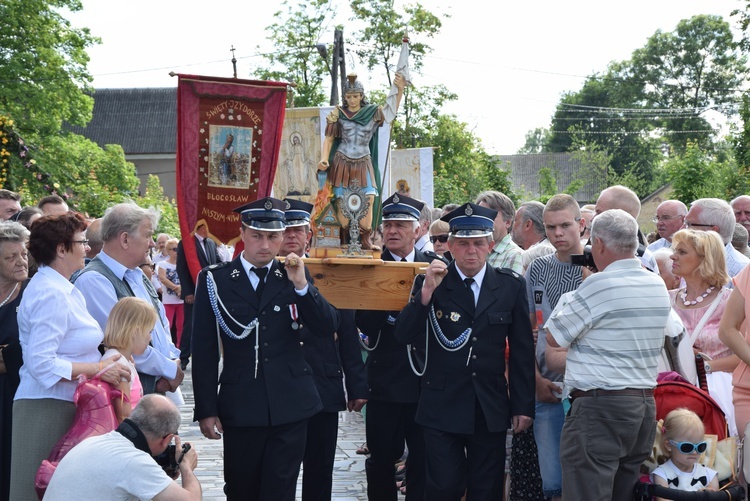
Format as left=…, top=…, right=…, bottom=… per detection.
left=273, top=305, right=281, bottom=312
left=264, top=199, right=273, bottom=210
left=436, top=310, right=443, bottom=319
left=450, top=312, right=461, bottom=322
left=285, top=200, right=291, bottom=209
left=230, top=269, right=240, bottom=279
left=393, top=194, right=400, bottom=203
left=465, top=205, right=473, bottom=216
left=274, top=268, right=284, bottom=279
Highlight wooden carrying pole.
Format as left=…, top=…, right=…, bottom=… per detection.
left=301, top=258, right=425, bottom=311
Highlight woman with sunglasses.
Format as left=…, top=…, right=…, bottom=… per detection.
left=428, top=219, right=451, bottom=261
left=651, top=408, right=719, bottom=497
left=156, top=238, right=184, bottom=349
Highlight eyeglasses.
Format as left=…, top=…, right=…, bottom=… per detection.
left=668, top=439, right=707, bottom=454
left=430, top=234, right=449, bottom=244
left=652, top=215, right=684, bottom=223
left=72, top=239, right=90, bottom=246
left=685, top=221, right=714, bottom=229
left=139, top=263, right=156, bottom=270
left=168, top=248, right=178, bottom=252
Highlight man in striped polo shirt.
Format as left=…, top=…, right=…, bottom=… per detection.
left=545, top=209, right=671, bottom=501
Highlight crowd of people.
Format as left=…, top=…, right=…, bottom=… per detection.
left=2, top=183, right=750, bottom=501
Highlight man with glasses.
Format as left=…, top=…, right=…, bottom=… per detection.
left=647, top=200, right=687, bottom=252
left=44, top=394, right=202, bottom=500
left=685, top=198, right=749, bottom=277
left=73, top=203, right=183, bottom=399
left=476, top=190, right=523, bottom=273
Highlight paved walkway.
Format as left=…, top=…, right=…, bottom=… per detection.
left=178, top=365, right=375, bottom=500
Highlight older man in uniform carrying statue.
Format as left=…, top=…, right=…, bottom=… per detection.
left=318, top=73, right=406, bottom=249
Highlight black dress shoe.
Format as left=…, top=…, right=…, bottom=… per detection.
left=180, top=360, right=189, bottom=371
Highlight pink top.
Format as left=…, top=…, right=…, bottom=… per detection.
left=732, top=267, right=750, bottom=390
left=102, top=348, right=143, bottom=407
left=669, top=287, right=733, bottom=359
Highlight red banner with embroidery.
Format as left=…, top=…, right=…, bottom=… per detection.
left=176, top=74, right=287, bottom=281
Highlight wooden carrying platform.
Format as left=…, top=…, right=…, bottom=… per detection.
left=303, top=258, right=426, bottom=311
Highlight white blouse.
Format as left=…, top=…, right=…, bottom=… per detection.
left=16, top=265, right=104, bottom=402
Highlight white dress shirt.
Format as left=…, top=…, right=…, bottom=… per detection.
left=16, top=266, right=103, bottom=402
left=73, top=251, right=180, bottom=382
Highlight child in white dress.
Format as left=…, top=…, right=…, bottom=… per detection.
left=651, top=408, right=719, bottom=499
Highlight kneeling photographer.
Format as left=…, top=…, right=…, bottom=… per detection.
left=45, top=394, right=202, bottom=500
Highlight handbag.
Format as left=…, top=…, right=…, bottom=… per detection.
left=34, top=366, right=125, bottom=500
left=672, top=292, right=723, bottom=387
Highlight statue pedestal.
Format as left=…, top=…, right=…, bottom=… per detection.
left=289, top=256, right=425, bottom=311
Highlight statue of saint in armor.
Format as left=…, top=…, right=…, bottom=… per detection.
left=318, top=72, right=406, bottom=249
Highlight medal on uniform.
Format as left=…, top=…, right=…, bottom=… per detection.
left=273, top=305, right=280, bottom=312
left=450, top=312, right=461, bottom=322
left=289, top=304, right=300, bottom=330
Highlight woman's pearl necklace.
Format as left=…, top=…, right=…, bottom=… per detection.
left=679, top=285, right=715, bottom=306
left=0, top=282, right=19, bottom=308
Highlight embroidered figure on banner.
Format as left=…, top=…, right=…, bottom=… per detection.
left=208, top=125, right=254, bottom=189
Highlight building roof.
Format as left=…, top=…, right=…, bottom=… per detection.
left=495, top=152, right=606, bottom=203
left=69, top=88, right=177, bottom=154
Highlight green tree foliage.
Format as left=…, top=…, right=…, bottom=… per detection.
left=666, top=141, right=721, bottom=204
left=137, top=175, right=180, bottom=236
left=0, top=1, right=176, bottom=219
left=547, top=15, right=746, bottom=198
left=517, top=128, right=551, bottom=154
left=349, top=0, right=444, bottom=81
left=731, top=94, right=750, bottom=197
left=629, top=14, right=746, bottom=152
left=430, top=114, right=515, bottom=207
left=254, top=0, right=334, bottom=108
left=0, top=0, right=97, bottom=135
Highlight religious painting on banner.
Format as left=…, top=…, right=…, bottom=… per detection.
left=389, top=147, right=434, bottom=208
left=176, top=74, right=287, bottom=281
left=271, top=107, right=321, bottom=201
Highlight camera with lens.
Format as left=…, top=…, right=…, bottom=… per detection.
left=570, top=245, right=595, bottom=269
left=154, top=442, right=191, bottom=479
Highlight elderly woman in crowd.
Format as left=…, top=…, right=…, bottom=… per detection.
left=0, top=222, right=29, bottom=501
left=669, top=229, right=737, bottom=434
left=9, top=212, right=130, bottom=501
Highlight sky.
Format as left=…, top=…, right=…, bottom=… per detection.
left=68, top=0, right=743, bottom=155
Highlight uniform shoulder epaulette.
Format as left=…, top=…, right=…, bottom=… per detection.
left=497, top=267, right=523, bottom=281
left=207, top=261, right=231, bottom=271
left=423, top=250, right=448, bottom=264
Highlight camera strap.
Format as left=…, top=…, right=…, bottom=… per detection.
left=116, top=418, right=151, bottom=455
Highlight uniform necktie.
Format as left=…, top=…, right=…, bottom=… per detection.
left=251, top=267, right=267, bottom=297
left=464, top=277, right=475, bottom=313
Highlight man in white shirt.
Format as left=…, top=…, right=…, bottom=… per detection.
left=647, top=200, right=686, bottom=252
left=73, top=203, right=183, bottom=400
left=45, top=394, right=202, bottom=500
left=546, top=209, right=671, bottom=500
left=685, top=197, right=749, bottom=277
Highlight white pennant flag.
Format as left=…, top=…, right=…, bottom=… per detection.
left=383, top=36, right=411, bottom=124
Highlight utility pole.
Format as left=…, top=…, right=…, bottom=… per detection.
left=337, top=29, right=347, bottom=105
left=230, top=46, right=237, bottom=79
